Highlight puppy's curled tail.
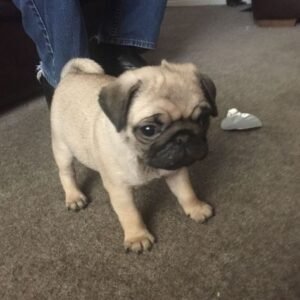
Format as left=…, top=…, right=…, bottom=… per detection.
left=61, top=58, right=104, bottom=79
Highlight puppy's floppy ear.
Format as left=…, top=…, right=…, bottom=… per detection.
left=99, top=79, right=141, bottom=132
left=199, top=73, right=218, bottom=117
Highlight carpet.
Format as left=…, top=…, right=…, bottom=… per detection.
left=0, top=5, right=299, bottom=300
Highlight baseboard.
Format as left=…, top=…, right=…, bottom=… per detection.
left=167, top=0, right=251, bottom=6
left=168, top=0, right=226, bottom=6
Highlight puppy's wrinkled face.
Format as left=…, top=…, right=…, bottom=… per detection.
left=99, top=60, right=217, bottom=170
left=132, top=108, right=211, bottom=170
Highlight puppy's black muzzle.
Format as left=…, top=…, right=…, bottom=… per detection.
left=147, top=121, right=208, bottom=170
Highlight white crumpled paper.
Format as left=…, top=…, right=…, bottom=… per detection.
left=221, top=108, right=262, bottom=130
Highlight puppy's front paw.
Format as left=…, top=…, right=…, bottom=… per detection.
left=185, top=201, right=213, bottom=223
left=124, top=231, right=155, bottom=253
left=65, top=193, right=88, bottom=211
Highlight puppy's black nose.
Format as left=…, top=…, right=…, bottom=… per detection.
left=175, top=133, right=190, bottom=145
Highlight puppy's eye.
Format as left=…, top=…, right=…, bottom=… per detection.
left=140, top=125, right=158, bottom=137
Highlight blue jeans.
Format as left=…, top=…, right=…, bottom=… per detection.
left=12, top=0, right=167, bottom=87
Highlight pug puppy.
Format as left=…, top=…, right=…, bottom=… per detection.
left=51, top=58, right=217, bottom=253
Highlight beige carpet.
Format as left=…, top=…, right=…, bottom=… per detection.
left=0, top=5, right=299, bottom=300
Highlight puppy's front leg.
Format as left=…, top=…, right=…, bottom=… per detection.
left=104, top=182, right=154, bottom=253
left=165, top=167, right=213, bottom=223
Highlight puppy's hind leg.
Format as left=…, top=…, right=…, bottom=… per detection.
left=52, top=140, right=88, bottom=211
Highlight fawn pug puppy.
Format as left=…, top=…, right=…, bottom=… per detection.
left=51, top=58, right=217, bottom=252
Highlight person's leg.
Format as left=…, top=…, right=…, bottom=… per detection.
left=92, top=0, right=167, bottom=76
left=100, top=0, right=167, bottom=49
left=12, top=0, right=89, bottom=88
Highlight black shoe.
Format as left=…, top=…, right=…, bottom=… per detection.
left=40, top=76, right=54, bottom=108
left=90, top=42, right=148, bottom=76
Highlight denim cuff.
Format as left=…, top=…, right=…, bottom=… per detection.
left=37, top=62, right=57, bottom=88
left=99, top=37, right=155, bottom=50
